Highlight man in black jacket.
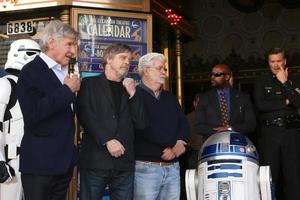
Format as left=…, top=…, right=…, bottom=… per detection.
left=77, top=43, right=147, bottom=200
left=195, top=63, right=256, bottom=140
left=254, top=48, right=300, bottom=200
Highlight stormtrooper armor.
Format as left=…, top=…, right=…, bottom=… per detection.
left=0, top=39, right=40, bottom=200
left=185, top=131, right=272, bottom=200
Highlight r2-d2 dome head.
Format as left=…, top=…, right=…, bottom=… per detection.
left=4, top=39, right=41, bottom=71
left=185, top=131, right=272, bottom=200
left=199, top=131, right=259, bottom=164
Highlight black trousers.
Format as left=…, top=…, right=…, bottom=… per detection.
left=259, top=125, right=300, bottom=200
left=21, top=168, right=73, bottom=200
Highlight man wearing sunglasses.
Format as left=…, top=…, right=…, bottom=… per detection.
left=253, top=48, right=300, bottom=200
left=195, top=63, right=256, bottom=140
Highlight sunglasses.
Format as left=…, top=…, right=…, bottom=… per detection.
left=210, top=72, right=227, bottom=77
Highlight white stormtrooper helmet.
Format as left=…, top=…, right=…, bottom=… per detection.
left=4, top=39, right=41, bottom=70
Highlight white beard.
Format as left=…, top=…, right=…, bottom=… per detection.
left=150, top=76, right=165, bottom=85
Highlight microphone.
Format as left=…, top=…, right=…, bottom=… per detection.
left=68, top=58, right=80, bottom=77
left=68, top=57, right=77, bottom=75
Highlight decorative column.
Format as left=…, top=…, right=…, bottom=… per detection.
left=175, top=29, right=183, bottom=106
left=60, top=8, right=70, bottom=24
left=163, top=47, right=170, bottom=91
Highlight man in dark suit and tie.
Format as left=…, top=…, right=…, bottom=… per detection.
left=16, top=20, right=81, bottom=200
left=77, top=43, right=147, bottom=200
left=195, top=64, right=256, bottom=140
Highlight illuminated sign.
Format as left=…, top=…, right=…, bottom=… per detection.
left=72, top=0, right=148, bottom=12
left=0, top=0, right=58, bottom=12
left=7, top=20, right=34, bottom=35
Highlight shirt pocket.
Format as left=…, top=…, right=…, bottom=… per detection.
left=263, top=86, right=283, bottom=100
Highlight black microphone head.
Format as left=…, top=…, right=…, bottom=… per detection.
left=68, top=58, right=77, bottom=74
left=69, top=57, right=77, bottom=65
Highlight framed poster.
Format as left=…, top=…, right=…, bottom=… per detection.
left=71, top=8, right=152, bottom=78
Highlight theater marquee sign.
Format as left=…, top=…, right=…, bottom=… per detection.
left=0, top=0, right=58, bottom=11
left=0, top=0, right=149, bottom=12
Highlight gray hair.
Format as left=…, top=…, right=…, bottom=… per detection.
left=40, top=20, right=79, bottom=52
left=138, top=52, right=166, bottom=76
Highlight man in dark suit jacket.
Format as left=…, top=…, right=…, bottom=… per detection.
left=195, top=64, right=256, bottom=139
left=77, top=43, right=147, bottom=200
left=16, top=20, right=81, bottom=200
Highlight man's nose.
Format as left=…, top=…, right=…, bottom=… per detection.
left=70, top=45, right=77, bottom=55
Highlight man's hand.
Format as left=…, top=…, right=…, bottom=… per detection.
left=172, top=140, right=187, bottom=157
left=295, top=88, right=300, bottom=94
left=161, top=147, right=176, bottom=161
left=276, top=65, right=288, bottom=84
left=122, top=78, right=136, bottom=98
left=106, top=139, right=125, bottom=158
left=213, top=126, right=230, bottom=133
left=0, top=161, right=10, bottom=183
left=64, top=74, right=81, bottom=93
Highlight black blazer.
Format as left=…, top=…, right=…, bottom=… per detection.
left=77, top=74, right=147, bottom=171
left=195, top=88, right=256, bottom=137
left=16, top=56, right=77, bottom=175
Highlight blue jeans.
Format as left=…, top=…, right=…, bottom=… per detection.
left=80, top=169, right=134, bottom=200
left=134, top=161, right=180, bottom=200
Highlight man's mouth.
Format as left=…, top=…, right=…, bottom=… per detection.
left=121, top=66, right=129, bottom=70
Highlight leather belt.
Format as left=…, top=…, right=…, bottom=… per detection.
left=139, top=160, right=175, bottom=166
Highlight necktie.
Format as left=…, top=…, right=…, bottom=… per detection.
left=219, top=90, right=229, bottom=126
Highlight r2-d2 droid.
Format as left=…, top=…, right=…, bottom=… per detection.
left=185, top=131, right=272, bottom=200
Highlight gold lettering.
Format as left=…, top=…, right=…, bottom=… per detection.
left=0, top=0, right=17, bottom=3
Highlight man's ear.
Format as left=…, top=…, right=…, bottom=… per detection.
left=144, top=67, right=150, bottom=75
left=106, top=56, right=113, bottom=65
left=283, top=59, right=287, bottom=68
left=225, top=74, right=231, bottom=81
left=47, top=36, right=55, bottom=49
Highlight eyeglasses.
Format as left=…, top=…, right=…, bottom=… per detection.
left=210, top=72, right=227, bottom=77
left=149, top=66, right=167, bottom=72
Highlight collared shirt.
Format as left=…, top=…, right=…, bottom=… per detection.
left=217, top=88, right=231, bottom=118
left=139, top=82, right=162, bottom=100
left=39, top=52, right=72, bottom=110
left=39, top=52, right=68, bottom=84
